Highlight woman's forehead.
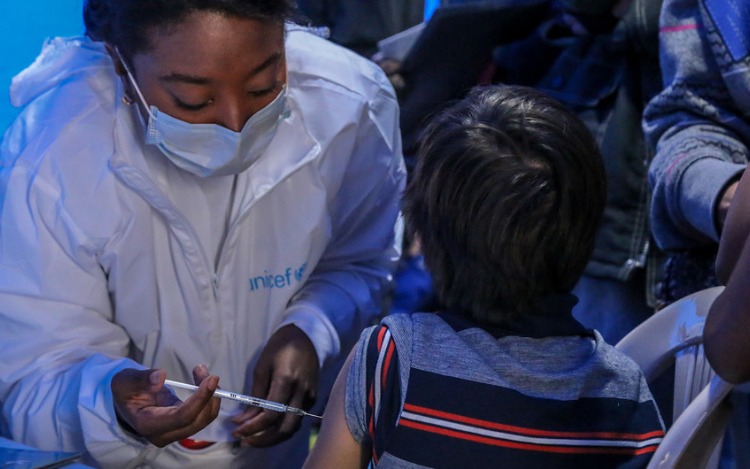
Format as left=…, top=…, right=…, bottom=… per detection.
left=135, top=11, right=285, bottom=76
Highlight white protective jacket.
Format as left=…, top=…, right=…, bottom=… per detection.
left=0, top=28, right=405, bottom=468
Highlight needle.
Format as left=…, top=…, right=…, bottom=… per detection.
left=164, top=379, right=322, bottom=419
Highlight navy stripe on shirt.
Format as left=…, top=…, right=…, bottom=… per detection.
left=385, top=368, right=663, bottom=468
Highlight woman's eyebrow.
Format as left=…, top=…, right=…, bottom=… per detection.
left=243, top=52, right=283, bottom=81
left=158, top=52, right=283, bottom=85
left=159, top=73, right=210, bottom=85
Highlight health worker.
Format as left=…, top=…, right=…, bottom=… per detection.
left=0, top=0, right=405, bottom=467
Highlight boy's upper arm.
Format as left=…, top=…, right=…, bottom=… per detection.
left=303, top=348, right=370, bottom=469
left=304, top=322, right=404, bottom=468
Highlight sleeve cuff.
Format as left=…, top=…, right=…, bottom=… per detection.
left=678, top=158, right=745, bottom=241
left=77, top=355, right=149, bottom=462
left=278, top=303, right=340, bottom=367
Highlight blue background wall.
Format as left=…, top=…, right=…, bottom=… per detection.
left=0, top=1, right=84, bottom=134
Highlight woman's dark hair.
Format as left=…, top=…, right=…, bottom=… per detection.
left=403, top=84, right=606, bottom=326
left=84, top=0, right=296, bottom=60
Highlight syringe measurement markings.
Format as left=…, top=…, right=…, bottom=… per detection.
left=164, top=379, right=320, bottom=418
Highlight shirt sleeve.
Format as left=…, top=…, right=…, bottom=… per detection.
left=0, top=152, right=149, bottom=465
left=643, top=0, right=749, bottom=250
left=279, top=77, right=406, bottom=367
left=344, top=324, right=402, bottom=463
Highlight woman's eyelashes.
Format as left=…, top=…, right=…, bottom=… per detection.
left=171, top=82, right=281, bottom=111
left=248, top=81, right=282, bottom=98
left=173, top=97, right=213, bottom=111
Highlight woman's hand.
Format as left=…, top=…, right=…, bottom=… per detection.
left=232, top=324, right=319, bottom=447
left=111, top=364, right=221, bottom=447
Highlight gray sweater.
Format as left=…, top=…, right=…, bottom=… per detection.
left=643, top=0, right=750, bottom=250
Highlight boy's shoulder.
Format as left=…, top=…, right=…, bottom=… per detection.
left=365, top=316, right=664, bottom=467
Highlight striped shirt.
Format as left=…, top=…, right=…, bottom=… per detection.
left=345, top=307, right=665, bottom=468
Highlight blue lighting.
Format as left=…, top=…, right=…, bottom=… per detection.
left=424, top=0, right=441, bottom=21
left=0, top=1, right=84, bottom=136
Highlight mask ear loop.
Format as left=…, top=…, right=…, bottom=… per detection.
left=115, top=47, right=156, bottom=121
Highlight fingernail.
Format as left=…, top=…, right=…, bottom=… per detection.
left=197, top=364, right=208, bottom=373
left=208, top=376, right=218, bottom=391
left=150, top=370, right=162, bottom=385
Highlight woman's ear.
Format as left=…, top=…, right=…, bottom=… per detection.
left=103, top=43, right=136, bottom=105
left=104, top=43, right=127, bottom=77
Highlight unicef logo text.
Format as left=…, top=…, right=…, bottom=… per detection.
left=248, top=263, right=307, bottom=291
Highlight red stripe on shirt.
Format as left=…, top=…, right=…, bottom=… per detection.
left=399, top=419, right=660, bottom=456
left=660, top=23, right=699, bottom=33
left=368, top=385, right=375, bottom=441
left=381, top=340, right=396, bottom=387
left=403, top=403, right=664, bottom=441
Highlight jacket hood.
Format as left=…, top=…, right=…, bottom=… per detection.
left=10, top=36, right=109, bottom=108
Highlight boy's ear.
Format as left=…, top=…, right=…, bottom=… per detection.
left=104, top=43, right=127, bottom=77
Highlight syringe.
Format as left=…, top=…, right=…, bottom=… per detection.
left=164, top=379, right=322, bottom=419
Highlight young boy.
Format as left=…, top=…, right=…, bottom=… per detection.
left=304, top=85, right=664, bottom=468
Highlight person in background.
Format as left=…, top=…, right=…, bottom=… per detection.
left=703, top=150, right=750, bottom=469
left=696, top=1, right=750, bottom=394
left=295, top=0, right=425, bottom=58
left=646, top=3, right=750, bottom=464
left=643, top=0, right=750, bottom=306
left=706, top=167, right=750, bottom=383
left=303, top=84, right=665, bottom=469
left=0, top=0, right=405, bottom=467
left=533, top=0, right=665, bottom=342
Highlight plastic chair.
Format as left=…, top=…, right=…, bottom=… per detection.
left=646, top=375, right=734, bottom=469
left=616, top=286, right=726, bottom=467
left=616, top=286, right=725, bottom=421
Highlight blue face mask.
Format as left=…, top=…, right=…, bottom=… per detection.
left=118, top=49, right=289, bottom=177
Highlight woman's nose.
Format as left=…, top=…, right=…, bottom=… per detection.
left=218, top=105, right=251, bottom=133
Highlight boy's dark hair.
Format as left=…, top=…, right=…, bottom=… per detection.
left=84, top=0, right=297, bottom=63
left=403, top=84, right=606, bottom=325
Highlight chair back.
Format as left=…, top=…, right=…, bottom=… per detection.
left=616, top=286, right=725, bottom=420
left=616, top=286, right=727, bottom=468
left=646, top=375, right=734, bottom=469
